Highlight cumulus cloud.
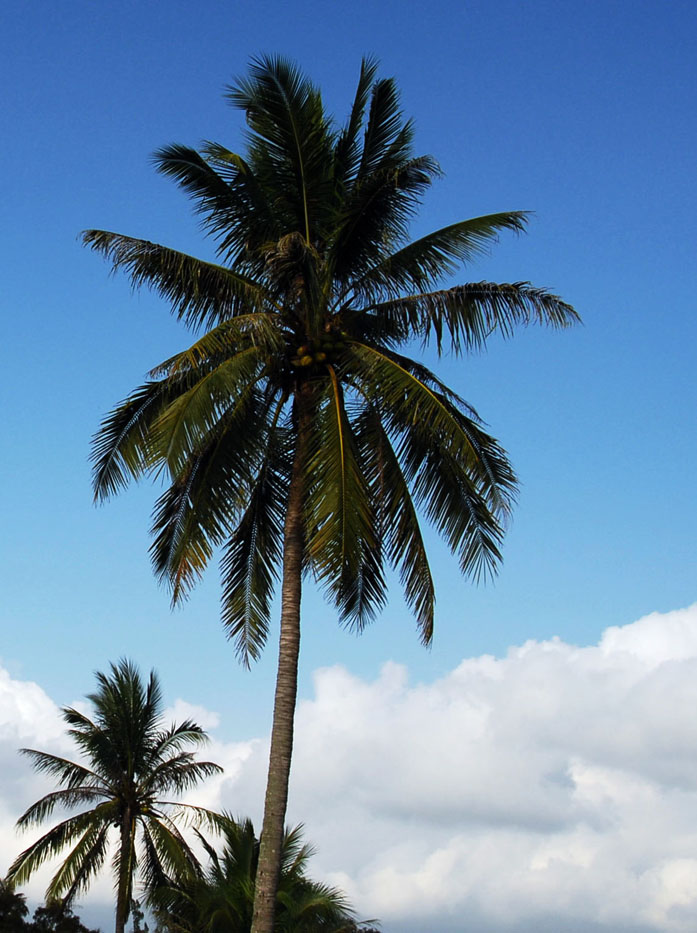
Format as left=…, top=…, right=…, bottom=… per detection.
left=3, top=605, right=697, bottom=933
left=220, top=604, right=697, bottom=932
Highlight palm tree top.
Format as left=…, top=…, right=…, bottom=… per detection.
left=83, top=57, right=578, bottom=665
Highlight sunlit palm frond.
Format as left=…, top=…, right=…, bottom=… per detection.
left=148, top=313, right=285, bottom=379
left=305, top=369, right=385, bottom=628
left=46, top=816, right=113, bottom=904
left=150, top=349, right=267, bottom=476
left=8, top=809, right=106, bottom=888
left=140, top=817, right=201, bottom=886
left=347, top=342, right=516, bottom=581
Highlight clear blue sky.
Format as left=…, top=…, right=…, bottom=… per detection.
left=2, top=0, right=695, bottom=743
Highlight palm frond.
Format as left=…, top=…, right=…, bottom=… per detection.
left=226, top=54, right=334, bottom=244
left=331, top=155, right=441, bottom=287
left=140, top=816, right=201, bottom=889
left=8, top=809, right=108, bottom=888
left=221, top=420, right=290, bottom=666
left=305, top=368, right=385, bottom=628
left=150, top=348, right=266, bottom=477
left=91, top=380, right=178, bottom=501
left=347, top=342, right=517, bottom=580
left=149, top=386, right=271, bottom=603
left=148, top=313, right=285, bottom=379
left=149, top=721, right=211, bottom=762
left=368, top=280, right=580, bottom=353
left=333, top=57, right=380, bottom=189
left=354, top=406, right=435, bottom=643
left=17, top=750, right=98, bottom=796
left=358, top=77, right=411, bottom=180
left=143, top=755, right=222, bottom=797
left=46, top=817, right=112, bottom=904
left=82, top=231, right=270, bottom=330
left=354, top=212, right=530, bottom=298
left=16, top=787, right=108, bottom=829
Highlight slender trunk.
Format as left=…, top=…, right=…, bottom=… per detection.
left=251, top=393, right=310, bottom=933
left=114, top=809, right=134, bottom=933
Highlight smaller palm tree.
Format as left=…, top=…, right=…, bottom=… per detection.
left=151, top=814, right=371, bottom=933
left=8, top=659, right=222, bottom=933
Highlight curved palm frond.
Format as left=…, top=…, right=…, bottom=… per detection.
left=15, top=787, right=108, bottom=828
left=142, top=754, right=222, bottom=798
left=9, top=808, right=108, bottom=887
left=346, top=342, right=516, bottom=580
left=220, top=422, right=290, bottom=666
left=354, top=405, right=435, bottom=643
left=82, top=231, right=271, bottom=330
left=47, top=816, right=113, bottom=904
left=368, top=279, right=580, bottom=353
left=153, top=144, right=277, bottom=263
left=17, top=750, right=98, bottom=794
left=149, top=313, right=285, bottom=379
left=352, top=212, right=530, bottom=299
left=149, top=385, right=273, bottom=604
left=304, top=368, right=385, bottom=629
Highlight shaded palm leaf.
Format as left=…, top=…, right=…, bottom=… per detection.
left=82, top=231, right=270, bottom=330
left=369, top=279, right=580, bottom=353
left=353, top=212, right=530, bottom=299
left=221, top=424, right=290, bottom=665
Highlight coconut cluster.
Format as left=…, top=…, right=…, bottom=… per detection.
left=290, top=333, right=347, bottom=368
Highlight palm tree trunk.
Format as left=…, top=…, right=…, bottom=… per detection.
left=115, top=810, right=134, bottom=933
left=251, top=394, right=310, bottom=933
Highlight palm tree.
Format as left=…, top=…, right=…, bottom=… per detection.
left=82, top=56, right=578, bottom=933
left=151, top=815, right=368, bottom=933
left=0, top=877, right=30, bottom=932
left=8, top=660, right=222, bottom=933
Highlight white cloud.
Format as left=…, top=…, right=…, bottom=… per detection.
left=219, top=603, right=697, bottom=932
left=164, top=697, right=221, bottom=731
left=2, top=605, right=697, bottom=932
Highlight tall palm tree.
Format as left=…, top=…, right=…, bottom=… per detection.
left=82, top=57, right=578, bottom=933
left=151, top=814, right=367, bottom=933
left=8, top=660, right=222, bottom=933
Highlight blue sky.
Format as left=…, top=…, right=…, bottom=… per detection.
left=3, top=0, right=695, bottom=735
left=2, top=1, right=696, bottom=929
